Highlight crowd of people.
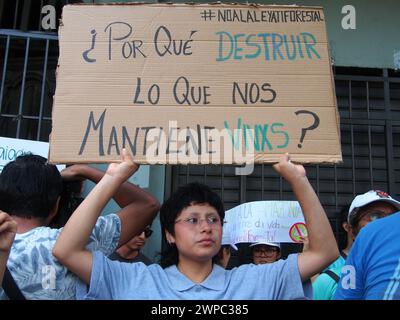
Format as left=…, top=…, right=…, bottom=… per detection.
left=0, top=151, right=399, bottom=300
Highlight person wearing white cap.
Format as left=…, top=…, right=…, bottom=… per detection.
left=334, top=190, right=400, bottom=300
left=347, top=190, right=400, bottom=238
left=315, top=191, right=400, bottom=300
left=250, top=242, right=281, bottom=265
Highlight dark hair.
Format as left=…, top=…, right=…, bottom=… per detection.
left=340, top=204, right=350, bottom=225
left=159, top=182, right=225, bottom=268
left=50, top=180, right=84, bottom=228
left=338, top=204, right=350, bottom=250
left=0, top=154, right=62, bottom=219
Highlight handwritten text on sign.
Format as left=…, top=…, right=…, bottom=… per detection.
left=223, top=201, right=306, bottom=244
left=50, top=4, right=341, bottom=164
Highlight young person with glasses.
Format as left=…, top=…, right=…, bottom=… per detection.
left=53, top=152, right=339, bottom=300
left=347, top=190, right=400, bottom=239
left=334, top=190, right=400, bottom=300
left=250, top=242, right=281, bottom=265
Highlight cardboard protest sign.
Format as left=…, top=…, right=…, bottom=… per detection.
left=0, top=137, right=65, bottom=172
left=49, top=3, right=342, bottom=164
left=223, top=201, right=307, bottom=244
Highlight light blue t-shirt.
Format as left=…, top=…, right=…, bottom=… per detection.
left=0, top=214, right=121, bottom=300
left=76, top=252, right=312, bottom=300
left=334, top=211, right=400, bottom=300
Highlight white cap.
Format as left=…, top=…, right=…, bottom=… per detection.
left=348, top=190, right=400, bottom=224
left=221, top=234, right=238, bottom=251
left=249, top=241, right=281, bottom=249
left=221, top=243, right=238, bottom=250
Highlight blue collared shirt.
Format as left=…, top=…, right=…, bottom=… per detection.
left=76, top=251, right=312, bottom=300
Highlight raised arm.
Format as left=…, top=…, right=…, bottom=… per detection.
left=0, top=211, right=17, bottom=285
left=53, top=149, right=147, bottom=283
left=273, top=154, right=339, bottom=282
left=61, top=160, right=160, bottom=247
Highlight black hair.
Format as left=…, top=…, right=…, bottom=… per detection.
left=159, top=182, right=225, bottom=268
left=0, top=154, right=62, bottom=219
left=50, top=180, right=84, bottom=228
left=338, top=204, right=350, bottom=251
left=340, top=204, right=350, bottom=225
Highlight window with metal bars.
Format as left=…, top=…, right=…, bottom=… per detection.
left=0, top=0, right=82, bottom=141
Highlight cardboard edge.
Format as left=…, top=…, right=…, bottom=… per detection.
left=63, top=2, right=324, bottom=11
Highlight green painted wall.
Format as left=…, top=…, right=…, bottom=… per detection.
left=250, top=0, right=400, bottom=69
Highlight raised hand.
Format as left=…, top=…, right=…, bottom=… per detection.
left=272, top=153, right=306, bottom=184
left=105, top=148, right=139, bottom=183
left=0, top=211, right=17, bottom=253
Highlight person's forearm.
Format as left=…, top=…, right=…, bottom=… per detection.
left=55, top=173, right=123, bottom=254
left=77, top=166, right=154, bottom=208
left=0, top=251, right=10, bottom=285
left=290, top=176, right=338, bottom=256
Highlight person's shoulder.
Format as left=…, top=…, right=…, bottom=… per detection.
left=96, top=213, right=120, bottom=223
left=16, top=226, right=61, bottom=242
left=313, top=271, right=338, bottom=286
left=231, top=255, right=297, bottom=275
left=324, top=255, right=345, bottom=272
left=92, top=213, right=121, bottom=232
left=137, top=253, right=152, bottom=265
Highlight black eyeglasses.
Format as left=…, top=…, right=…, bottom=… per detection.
left=359, top=211, right=391, bottom=223
left=144, top=227, right=153, bottom=238
left=253, top=247, right=279, bottom=256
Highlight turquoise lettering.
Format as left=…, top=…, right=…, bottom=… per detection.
left=244, top=34, right=261, bottom=59
left=233, top=33, right=245, bottom=60
left=224, top=117, right=242, bottom=150
left=216, top=31, right=234, bottom=61
left=301, top=32, right=320, bottom=59
left=271, top=123, right=289, bottom=148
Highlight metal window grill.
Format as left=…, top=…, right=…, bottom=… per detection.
left=1, top=0, right=400, bottom=263
left=0, top=29, right=58, bottom=141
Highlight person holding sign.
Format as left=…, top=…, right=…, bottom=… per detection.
left=53, top=152, right=338, bottom=299
left=250, top=242, right=281, bottom=265
left=0, top=154, right=159, bottom=300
